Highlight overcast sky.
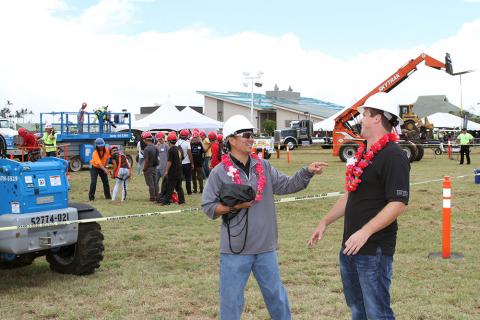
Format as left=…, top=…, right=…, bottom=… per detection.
left=0, top=0, right=479, bottom=119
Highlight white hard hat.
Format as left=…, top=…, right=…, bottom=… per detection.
left=359, top=93, right=404, bottom=125
left=45, top=123, right=53, bottom=129
left=223, top=115, right=254, bottom=138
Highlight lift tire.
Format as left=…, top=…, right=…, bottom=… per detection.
left=46, top=222, right=104, bottom=275
left=400, top=143, right=417, bottom=163
left=434, top=147, right=442, bottom=155
left=339, top=144, right=358, bottom=162
left=414, top=145, right=424, bottom=161
left=69, top=156, right=83, bottom=172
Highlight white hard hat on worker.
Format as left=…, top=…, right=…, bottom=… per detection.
left=358, top=93, right=404, bottom=126
left=222, top=115, right=255, bottom=139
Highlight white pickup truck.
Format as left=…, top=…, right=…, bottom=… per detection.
left=0, top=118, right=17, bottom=155
left=253, top=135, right=275, bottom=159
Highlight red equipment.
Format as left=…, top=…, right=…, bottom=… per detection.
left=208, top=131, right=217, bottom=140
left=333, top=53, right=454, bottom=161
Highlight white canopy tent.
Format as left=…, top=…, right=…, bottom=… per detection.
left=313, top=107, right=351, bottom=131
left=132, top=105, right=223, bottom=131
left=178, top=107, right=223, bottom=130
left=132, top=104, right=182, bottom=131
left=426, top=112, right=480, bottom=130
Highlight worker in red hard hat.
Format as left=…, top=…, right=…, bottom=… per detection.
left=217, top=134, right=224, bottom=156
left=17, top=128, right=41, bottom=162
left=176, top=129, right=194, bottom=195
left=210, top=131, right=222, bottom=169
left=141, top=131, right=158, bottom=201
left=203, top=131, right=216, bottom=176
left=78, top=102, right=88, bottom=134
left=190, top=131, right=205, bottom=193
left=155, top=131, right=169, bottom=191
left=157, top=131, right=185, bottom=205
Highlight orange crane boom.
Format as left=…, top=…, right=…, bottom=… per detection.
left=333, top=53, right=453, bottom=160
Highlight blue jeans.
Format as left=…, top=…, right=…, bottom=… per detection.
left=339, top=248, right=394, bottom=320
left=220, top=251, right=290, bottom=320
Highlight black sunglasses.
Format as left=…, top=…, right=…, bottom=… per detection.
left=235, top=131, right=254, bottom=139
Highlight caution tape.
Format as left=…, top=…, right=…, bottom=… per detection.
left=0, top=173, right=478, bottom=232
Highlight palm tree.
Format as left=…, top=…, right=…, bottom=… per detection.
left=0, top=107, right=11, bottom=118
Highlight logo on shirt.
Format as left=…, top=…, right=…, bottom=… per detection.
left=396, top=190, right=408, bottom=197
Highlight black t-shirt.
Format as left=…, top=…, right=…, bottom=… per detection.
left=167, top=145, right=182, bottom=177
left=143, top=144, right=158, bottom=168
left=190, top=142, right=205, bottom=167
left=343, top=142, right=410, bottom=256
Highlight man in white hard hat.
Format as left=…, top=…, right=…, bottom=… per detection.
left=202, top=114, right=327, bottom=320
left=308, top=93, right=410, bottom=319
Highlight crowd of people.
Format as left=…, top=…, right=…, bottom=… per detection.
left=136, top=128, right=226, bottom=205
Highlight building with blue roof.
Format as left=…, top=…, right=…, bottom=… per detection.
left=197, top=86, right=344, bottom=133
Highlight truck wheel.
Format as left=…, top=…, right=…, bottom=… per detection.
left=339, top=144, right=358, bottom=162
left=46, top=222, right=104, bottom=275
left=69, top=156, right=83, bottom=172
left=0, top=254, right=35, bottom=269
left=285, top=139, right=296, bottom=150
left=414, top=145, right=424, bottom=161
left=434, top=147, right=442, bottom=155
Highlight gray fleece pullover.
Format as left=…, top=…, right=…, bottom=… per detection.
left=201, top=154, right=314, bottom=254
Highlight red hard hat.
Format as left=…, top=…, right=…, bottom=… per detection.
left=109, top=145, right=119, bottom=152
left=192, top=132, right=200, bottom=138
left=141, top=131, right=153, bottom=140
left=180, top=129, right=190, bottom=137
left=155, top=131, right=165, bottom=140
left=217, top=134, right=223, bottom=141
left=167, top=131, right=177, bottom=141
left=199, top=130, right=206, bottom=139
left=208, top=131, right=217, bottom=140
left=18, top=128, right=26, bottom=137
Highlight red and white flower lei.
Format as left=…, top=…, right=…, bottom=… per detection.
left=222, top=153, right=266, bottom=202
left=345, top=133, right=398, bottom=192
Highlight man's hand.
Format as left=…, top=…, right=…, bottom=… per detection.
left=308, top=162, right=328, bottom=174
left=343, top=229, right=370, bottom=256
left=308, top=221, right=327, bottom=247
left=234, top=201, right=253, bottom=210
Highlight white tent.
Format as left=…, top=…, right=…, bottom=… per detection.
left=132, top=104, right=182, bottom=131
left=313, top=107, right=349, bottom=131
left=426, top=112, right=480, bottom=130
left=178, top=107, right=223, bottom=129
left=132, top=105, right=223, bottom=131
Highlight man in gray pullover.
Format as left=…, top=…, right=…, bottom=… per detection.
left=202, top=115, right=327, bottom=320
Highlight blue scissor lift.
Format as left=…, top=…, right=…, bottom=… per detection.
left=39, top=111, right=133, bottom=172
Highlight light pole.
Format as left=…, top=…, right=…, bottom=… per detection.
left=243, top=71, right=264, bottom=127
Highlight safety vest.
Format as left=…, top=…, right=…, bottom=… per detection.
left=43, top=132, right=57, bottom=153
left=113, top=153, right=131, bottom=178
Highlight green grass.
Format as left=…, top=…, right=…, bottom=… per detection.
left=1, top=148, right=479, bottom=319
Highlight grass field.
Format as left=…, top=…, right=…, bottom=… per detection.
left=1, top=147, right=479, bottom=319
